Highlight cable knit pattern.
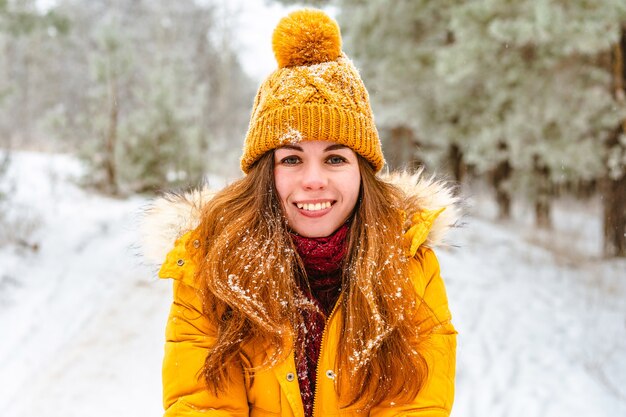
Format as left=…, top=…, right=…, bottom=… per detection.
left=240, top=10, right=384, bottom=173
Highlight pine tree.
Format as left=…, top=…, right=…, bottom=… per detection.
left=275, top=0, right=626, bottom=255
left=38, top=0, right=254, bottom=193
left=86, top=23, right=132, bottom=194
left=436, top=0, right=622, bottom=227
left=117, top=65, right=206, bottom=193
left=0, top=0, right=70, bottom=148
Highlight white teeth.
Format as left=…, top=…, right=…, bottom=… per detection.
left=296, top=201, right=332, bottom=211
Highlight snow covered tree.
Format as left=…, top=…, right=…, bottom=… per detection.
left=0, top=0, right=70, bottom=148
left=274, top=0, right=466, bottom=174
left=116, top=66, right=206, bottom=193
left=81, top=23, right=133, bottom=194
left=0, top=0, right=62, bottom=247
left=414, top=1, right=623, bottom=229
left=38, top=0, right=254, bottom=193
left=276, top=0, right=626, bottom=252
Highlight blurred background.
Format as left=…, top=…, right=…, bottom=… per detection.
left=0, top=1, right=625, bottom=416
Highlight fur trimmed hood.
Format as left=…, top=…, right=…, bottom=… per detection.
left=141, top=170, right=461, bottom=265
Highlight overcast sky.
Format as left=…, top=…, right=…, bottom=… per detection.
left=224, top=0, right=298, bottom=82
left=225, top=0, right=337, bottom=82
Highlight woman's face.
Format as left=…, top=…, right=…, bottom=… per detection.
left=274, top=140, right=361, bottom=238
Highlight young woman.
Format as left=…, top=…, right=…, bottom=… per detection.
left=144, top=9, right=459, bottom=417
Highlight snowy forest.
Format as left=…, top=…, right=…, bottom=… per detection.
left=1, top=1, right=625, bottom=417
left=2, top=0, right=626, bottom=255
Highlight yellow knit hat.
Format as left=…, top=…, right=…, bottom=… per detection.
left=240, top=9, right=384, bottom=173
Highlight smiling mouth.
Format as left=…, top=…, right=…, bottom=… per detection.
left=295, top=201, right=333, bottom=211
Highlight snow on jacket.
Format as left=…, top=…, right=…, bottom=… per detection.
left=142, top=171, right=460, bottom=417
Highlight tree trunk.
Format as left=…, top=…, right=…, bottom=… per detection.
left=20, top=44, right=33, bottom=145
left=105, top=73, right=118, bottom=194
left=449, top=143, right=465, bottom=184
left=533, top=155, right=552, bottom=229
left=385, top=125, right=422, bottom=171
left=602, top=169, right=626, bottom=257
left=604, top=26, right=626, bottom=257
left=492, top=141, right=512, bottom=220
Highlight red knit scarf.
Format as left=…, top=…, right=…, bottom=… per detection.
left=291, top=224, right=348, bottom=417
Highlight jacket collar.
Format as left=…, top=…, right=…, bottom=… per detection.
left=140, top=169, right=461, bottom=264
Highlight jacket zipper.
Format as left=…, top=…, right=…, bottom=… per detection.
left=311, top=292, right=342, bottom=417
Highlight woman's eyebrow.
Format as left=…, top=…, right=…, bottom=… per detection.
left=278, top=144, right=304, bottom=152
left=324, top=144, right=348, bottom=151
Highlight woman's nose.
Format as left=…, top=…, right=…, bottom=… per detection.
left=301, top=162, right=327, bottom=190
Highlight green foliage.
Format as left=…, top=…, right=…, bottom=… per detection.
left=44, top=10, right=70, bottom=36
left=71, top=23, right=134, bottom=193
left=72, top=22, right=207, bottom=194
left=0, top=0, right=70, bottom=36
left=0, top=0, right=73, bottom=153
left=438, top=0, right=625, bottom=187
left=30, top=1, right=255, bottom=194
left=116, top=70, right=206, bottom=193
left=310, top=0, right=625, bottom=188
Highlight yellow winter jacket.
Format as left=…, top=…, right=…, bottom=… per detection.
left=150, top=172, right=459, bottom=417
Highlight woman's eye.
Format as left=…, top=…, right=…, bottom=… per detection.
left=280, top=156, right=301, bottom=165
left=327, top=155, right=347, bottom=165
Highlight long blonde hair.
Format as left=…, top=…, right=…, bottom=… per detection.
left=193, top=151, right=435, bottom=409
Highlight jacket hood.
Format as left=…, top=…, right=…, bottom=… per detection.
left=141, top=170, right=461, bottom=265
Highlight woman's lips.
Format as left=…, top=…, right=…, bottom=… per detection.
left=293, top=201, right=334, bottom=218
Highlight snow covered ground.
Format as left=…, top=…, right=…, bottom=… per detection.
left=0, top=151, right=624, bottom=417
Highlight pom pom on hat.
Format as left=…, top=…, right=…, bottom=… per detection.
left=272, top=9, right=342, bottom=68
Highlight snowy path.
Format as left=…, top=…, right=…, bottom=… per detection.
left=0, top=153, right=166, bottom=416
left=4, top=267, right=169, bottom=417
left=441, top=218, right=626, bottom=417
left=0, top=152, right=625, bottom=417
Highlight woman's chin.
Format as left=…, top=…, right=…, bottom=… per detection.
left=289, top=220, right=339, bottom=238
